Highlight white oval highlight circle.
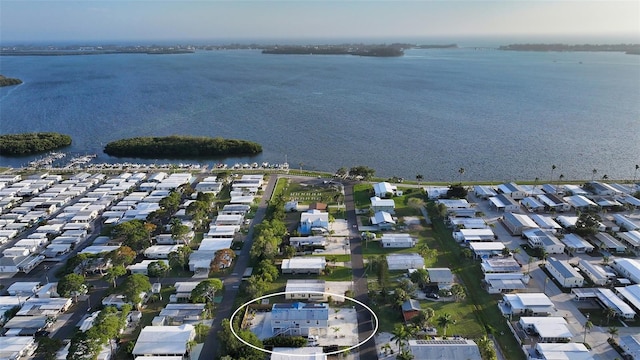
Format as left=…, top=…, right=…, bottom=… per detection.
left=229, top=290, right=379, bottom=357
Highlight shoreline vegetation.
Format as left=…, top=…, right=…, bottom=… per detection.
left=261, top=44, right=409, bottom=57
left=102, top=135, right=262, bottom=159
left=0, top=132, right=72, bottom=155
left=499, top=43, right=640, bottom=54
left=0, top=74, right=23, bottom=86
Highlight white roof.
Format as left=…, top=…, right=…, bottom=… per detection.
left=519, top=317, right=572, bottom=339
left=285, top=279, right=326, bottom=293
left=504, top=212, right=539, bottom=228
left=560, top=233, right=594, bottom=251
left=436, top=199, right=470, bottom=209
left=612, top=214, right=640, bottom=231
left=7, top=282, right=41, bottom=293
left=616, top=284, right=640, bottom=312
left=373, top=182, right=396, bottom=195
left=370, top=196, right=395, bottom=207
left=530, top=214, right=562, bottom=230
left=0, top=337, right=36, bottom=358
left=198, top=238, right=233, bottom=251
left=504, top=293, right=553, bottom=307
left=272, top=347, right=327, bottom=360
left=386, top=253, right=425, bottom=268
left=408, top=339, right=482, bottom=360
left=556, top=216, right=578, bottom=228
left=613, top=258, right=640, bottom=283
left=619, top=231, right=640, bottom=247
left=596, top=288, right=636, bottom=318
left=281, top=257, right=326, bottom=270
left=371, top=211, right=395, bottom=225
left=79, top=245, right=120, bottom=255
left=468, top=242, right=505, bottom=251
left=534, top=343, right=593, bottom=360
left=563, top=195, right=597, bottom=208
left=132, top=325, right=195, bottom=356
left=127, top=260, right=169, bottom=271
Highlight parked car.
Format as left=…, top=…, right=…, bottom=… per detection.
left=426, top=293, right=440, bottom=299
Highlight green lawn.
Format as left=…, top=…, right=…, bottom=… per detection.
left=320, top=267, right=353, bottom=281
left=429, top=217, right=526, bottom=360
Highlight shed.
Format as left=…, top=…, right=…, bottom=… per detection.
left=401, top=299, right=421, bottom=322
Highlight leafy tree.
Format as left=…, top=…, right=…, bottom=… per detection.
left=147, top=261, right=170, bottom=278
left=407, top=197, right=425, bottom=211
left=58, top=273, right=86, bottom=298
left=0, top=132, right=71, bottom=155
left=245, top=275, right=268, bottom=299
left=168, top=246, right=193, bottom=271
left=416, top=174, right=423, bottom=184
left=283, top=245, right=296, bottom=259
left=218, top=319, right=264, bottom=360
left=336, top=167, right=348, bottom=177
left=170, top=218, right=191, bottom=245
left=255, top=259, right=279, bottom=282
left=191, top=278, right=223, bottom=303
left=104, top=265, right=127, bottom=288
left=107, top=246, right=137, bottom=266
left=397, top=278, right=417, bottom=297
left=583, top=320, right=593, bottom=343
left=574, top=212, right=601, bottom=237
left=410, top=308, right=435, bottom=329
left=121, top=274, right=151, bottom=309
left=36, top=337, right=63, bottom=360
left=111, top=220, right=153, bottom=253
left=450, top=283, right=466, bottom=302
left=349, top=165, right=376, bottom=180
left=67, top=331, right=101, bottom=360
left=447, top=184, right=467, bottom=199
left=410, top=268, right=430, bottom=289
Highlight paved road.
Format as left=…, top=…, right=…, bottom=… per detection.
left=343, top=181, right=378, bottom=360
left=198, top=174, right=278, bottom=360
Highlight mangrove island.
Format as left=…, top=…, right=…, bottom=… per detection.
left=103, top=135, right=263, bottom=159
left=0, top=132, right=72, bottom=155
left=0, top=75, right=23, bottom=87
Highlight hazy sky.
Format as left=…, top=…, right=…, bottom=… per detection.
left=1, top=1, right=639, bottom=44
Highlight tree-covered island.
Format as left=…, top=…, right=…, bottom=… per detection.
left=103, top=135, right=262, bottom=158
left=0, top=132, right=72, bottom=155
left=0, top=75, right=23, bottom=87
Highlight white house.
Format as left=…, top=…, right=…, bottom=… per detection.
left=214, top=214, right=244, bottom=226
left=523, top=229, right=565, bottom=254
left=529, top=214, right=562, bottom=232
left=536, top=193, right=571, bottom=212
left=593, top=232, right=626, bottom=253
left=578, top=259, right=615, bottom=286
left=127, top=260, right=169, bottom=275
left=481, top=258, right=522, bottom=274
left=484, top=273, right=528, bottom=294
left=612, top=258, right=640, bottom=284
left=426, top=268, right=454, bottom=289
left=373, top=182, right=398, bottom=198
left=560, top=233, right=594, bottom=254
left=409, top=339, right=482, bottom=360
left=370, top=196, right=395, bottom=214
left=612, top=214, right=640, bottom=231
left=289, top=236, right=327, bottom=249
left=521, top=197, right=545, bottom=212
left=497, top=182, right=528, bottom=200
left=453, top=228, right=495, bottom=243
left=488, top=194, right=520, bottom=212
left=271, top=302, right=329, bottom=336
left=616, top=284, right=640, bottom=316
left=618, top=335, right=640, bottom=360
left=386, top=253, right=425, bottom=270
left=498, top=293, right=555, bottom=316
left=528, top=343, right=593, bottom=360
left=144, top=245, right=183, bottom=259
left=380, top=233, right=416, bottom=248
left=474, top=185, right=497, bottom=199
left=518, top=317, right=573, bottom=343
left=546, top=257, right=584, bottom=288
left=272, top=347, right=327, bottom=360
left=502, top=212, right=539, bottom=235
left=281, top=257, right=326, bottom=274
left=618, top=231, right=640, bottom=255
left=468, top=242, right=506, bottom=259
left=285, top=279, right=326, bottom=301
left=370, top=211, right=396, bottom=230
left=563, top=195, right=598, bottom=211
left=132, top=324, right=195, bottom=357
left=0, top=337, right=37, bottom=359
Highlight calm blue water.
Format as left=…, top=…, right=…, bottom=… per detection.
left=1, top=48, right=639, bottom=181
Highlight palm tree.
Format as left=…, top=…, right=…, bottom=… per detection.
left=532, top=177, right=539, bottom=196
left=391, top=324, right=411, bottom=351
left=416, top=174, right=424, bottom=185
left=558, top=174, right=565, bottom=183
left=550, top=164, right=557, bottom=183
left=607, top=326, right=619, bottom=340
left=592, top=168, right=597, bottom=181
left=605, top=307, right=617, bottom=325
left=458, top=168, right=465, bottom=183
left=634, top=164, right=639, bottom=184
left=437, top=313, right=454, bottom=337
left=602, top=174, right=609, bottom=182
left=583, top=319, right=593, bottom=343
left=450, top=284, right=466, bottom=302
left=396, top=350, right=415, bottom=360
